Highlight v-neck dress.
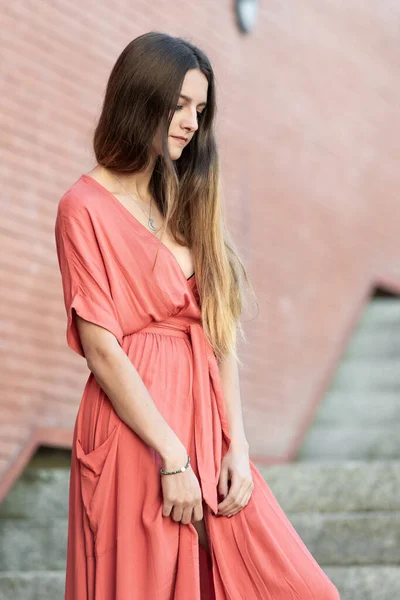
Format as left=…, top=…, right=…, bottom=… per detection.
left=55, top=174, right=340, bottom=600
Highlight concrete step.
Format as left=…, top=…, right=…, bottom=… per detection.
left=256, top=461, right=400, bottom=512
left=296, top=424, right=400, bottom=459
left=2, top=461, right=400, bottom=519
left=0, top=512, right=399, bottom=570
left=331, top=358, right=400, bottom=391
left=0, top=518, right=67, bottom=571
left=288, top=512, right=400, bottom=565
left=357, top=300, right=400, bottom=327
left=315, top=391, right=400, bottom=426
left=324, top=566, right=400, bottom=600
left=344, top=328, right=400, bottom=358
left=0, top=468, right=69, bottom=519
left=0, top=571, right=64, bottom=600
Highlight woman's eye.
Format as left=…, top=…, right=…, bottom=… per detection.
left=175, top=105, right=203, bottom=120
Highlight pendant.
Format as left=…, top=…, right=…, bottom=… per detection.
left=148, top=217, right=157, bottom=231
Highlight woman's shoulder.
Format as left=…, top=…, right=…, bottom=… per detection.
left=57, top=174, right=99, bottom=220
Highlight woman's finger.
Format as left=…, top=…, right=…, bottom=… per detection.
left=218, top=480, right=246, bottom=515
left=225, top=485, right=250, bottom=517
left=181, top=506, right=194, bottom=525
left=227, top=481, right=254, bottom=516
left=171, top=505, right=183, bottom=522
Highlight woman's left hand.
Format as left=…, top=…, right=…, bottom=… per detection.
left=217, top=442, right=254, bottom=517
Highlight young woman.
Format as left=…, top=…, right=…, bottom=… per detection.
left=55, top=31, right=340, bottom=600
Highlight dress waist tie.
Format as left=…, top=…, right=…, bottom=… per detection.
left=138, top=316, right=231, bottom=514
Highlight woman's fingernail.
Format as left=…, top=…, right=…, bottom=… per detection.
left=227, top=514, right=232, bottom=518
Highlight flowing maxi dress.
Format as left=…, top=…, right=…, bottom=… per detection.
left=55, top=173, right=340, bottom=600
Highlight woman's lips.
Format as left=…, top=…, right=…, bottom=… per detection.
left=171, top=136, right=187, bottom=145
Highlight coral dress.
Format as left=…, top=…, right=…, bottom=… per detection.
left=55, top=173, right=340, bottom=600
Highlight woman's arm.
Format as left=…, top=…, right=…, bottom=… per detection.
left=217, top=349, right=249, bottom=451
left=76, top=313, right=204, bottom=525
left=77, top=314, right=204, bottom=524
left=75, top=313, right=187, bottom=471
left=216, top=347, right=254, bottom=517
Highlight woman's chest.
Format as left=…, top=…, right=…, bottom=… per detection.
left=112, top=192, right=194, bottom=280
left=98, top=223, right=198, bottom=329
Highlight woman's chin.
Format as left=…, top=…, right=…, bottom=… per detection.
left=168, top=147, right=183, bottom=159
left=156, top=144, right=184, bottom=159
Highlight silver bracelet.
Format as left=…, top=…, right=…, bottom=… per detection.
left=160, top=455, right=190, bottom=475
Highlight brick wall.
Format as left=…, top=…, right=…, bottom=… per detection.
left=1, top=1, right=400, bottom=500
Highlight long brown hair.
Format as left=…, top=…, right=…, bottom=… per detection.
left=93, top=31, right=258, bottom=364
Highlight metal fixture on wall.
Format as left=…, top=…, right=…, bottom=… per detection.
left=235, top=0, right=259, bottom=34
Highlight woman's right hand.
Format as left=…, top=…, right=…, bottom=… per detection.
left=161, top=451, right=203, bottom=525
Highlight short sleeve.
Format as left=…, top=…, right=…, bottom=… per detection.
left=55, top=195, right=124, bottom=357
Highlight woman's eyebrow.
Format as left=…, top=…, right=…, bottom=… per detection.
left=179, top=94, right=207, bottom=107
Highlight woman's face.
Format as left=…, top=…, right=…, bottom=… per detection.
left=154, top=68, right=208, bottom=159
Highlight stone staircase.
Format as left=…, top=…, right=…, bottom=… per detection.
left=297, top=299, right=400, bottom=461
left=0, top=452, right=70, bottom=599
left=259, top=461, right=400, bottom=600
left=0, top=458, right=399, bottom=599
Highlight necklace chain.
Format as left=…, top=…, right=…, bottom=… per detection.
left=111, top=172, right=161, bottom=233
